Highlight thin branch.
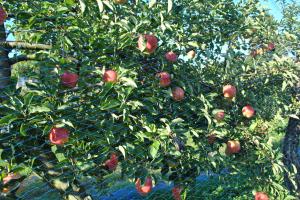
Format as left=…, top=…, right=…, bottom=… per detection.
left=8, top=54, right=79, bottom=65
left=8, top=54, right=38, bottom=65
left=0, top=41, right=52, bottom=50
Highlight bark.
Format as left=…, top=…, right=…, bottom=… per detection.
left=283, top=116, right=300, bottom=193
left=283, top=81, right=300, bottom=194
left=0, top=24, right=10, bottom=89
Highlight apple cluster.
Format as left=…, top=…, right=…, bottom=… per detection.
left=53, top=32, right=266, bottom=199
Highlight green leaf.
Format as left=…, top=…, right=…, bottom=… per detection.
left=187, top=41, right=199, bottom=48
left=282, top=81, right=287, bottom=91
left=167, top=0, right=173, bottom=13
left=0, top=114, right=19, bottom=126
left=55, top=153, right=67, bottom=162
left=149, top=141, right=160, bottom=159
left=20, top=123, right=29, bottom=136
left=96, top=0, right=104, bottom=12
left=24, top=93, right=34, bottom=106
left=171, top=118, right=184, bottom=124
left=121, top=77, right=137, bottom=88
left=78, top=0, right=86, bottom=14
left=149, top=0, right=156, bottom=8
left=101, top=99, right=120, bottom=110
left=103, top=1, right=114, bottom=11
left=29, top=105, right=51, bottom=114
left=65, top=0, right=76, bottom=6
left=118, top=146, right=126, bottom=159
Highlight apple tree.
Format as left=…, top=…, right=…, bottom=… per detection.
left=0, top=0, right=299, bottom=199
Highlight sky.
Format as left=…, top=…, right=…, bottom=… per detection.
left=260, top=0, right=283, bottom=20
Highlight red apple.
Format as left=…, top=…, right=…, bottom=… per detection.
left=2, top=173, right=21, bottom=185
left=49, top=127, right=69, bottom=145
left=213, top=110, right=225, bottom=122
left=60, top=72, right=79, bottom=88
left=242, top=105, right=255, bottom=118
left=157, top=72, right=171, bottom=87
left=165, top=51, right=178, bottom=62
left=172, top=87, right=185, bottom=101
left=255, top=192, right=269, bottom=200
left=223, top=85, right=236, bottom=99
left=226, top=140, right=240, bottom=155
left=135, top=177, right=153, bottom=196
left=138, top=34, right=158, bottom=54
left=0, top=7, right=7, bottom=25
left=172, top=186, right=182, bottom=200
left=187, top=50, right=196, bottom=59
left=105, top=153, right=118, bottom=171
left=267, top=42, right=275, bottom=51
left=208, top=134, right=217, bottom=144
left=103, top=70, right=118, bottom=83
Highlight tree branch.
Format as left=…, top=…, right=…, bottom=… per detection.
left=8, top=54, right=38, bottom=65
left=0, top=41, right=52, bottom=50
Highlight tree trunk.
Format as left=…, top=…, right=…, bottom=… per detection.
left=283, top=116, right=300, bottom=193
left=0, top=24, right=10, bottom=89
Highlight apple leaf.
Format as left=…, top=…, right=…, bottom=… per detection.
left=29, top=105, right=51, bottom=114
left=20, top=123, right=29, bottom=136
left=188, top=41, right=199, bottom=48
left=121, top=77, right=138, bottom=88
left=0, top=114, right=19, bottom=126
left=149, top=141, right=160, bottom=159
left=149, top=0, right=156, bottom=8
left=103, top=1, right=114, bottom=11
left=24, top=93, right=34, bottom=106
left=96, top=0, right=104, bottom=12
left=78, top=0, right=86, bottom=14
left=118, top=146, right=126, bottom=158
left=167, top=0, right=173, bottom=13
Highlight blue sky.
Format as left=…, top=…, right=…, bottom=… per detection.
left=233, top=0, right=284, bottom=20
left=260, top=0, right=283, bottom=20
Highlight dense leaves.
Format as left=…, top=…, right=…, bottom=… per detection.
left=0, top=0, right=299, bottom=199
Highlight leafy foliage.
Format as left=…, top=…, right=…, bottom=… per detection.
left=0, top=0, right=299, bottom=199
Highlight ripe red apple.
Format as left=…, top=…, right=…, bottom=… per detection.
left=49, top=127, right=69, bottom=145
left=213, top=110, right=225, bottom=122
left=226, top=140, right=240, bottom=155
left=172, top=87, right=185, bottom=101
left=2, top=173, right=21, bottom=185
left=103, top=69, right=118, bottom=83
left=114, top=0, right=127, bottom=4
left=138, top=34, right=158, bottom=54
left=165, top=51, right=178, bottom=62
left=267, top=42, right=275, bottom=51
left=0, top=7, right=7, bottom=25
left=255, top=192, right=269, bottom=200
left=223, top=85, right=236, bottom=99
left=242, top=105, right=255, bottom=118
left=157, top=72, right=171, bottom=87
left=135, top=177, right=153, bottom=196
left=105, top=153, right=118, bottom=171
left=187, top=50, right=196, bottom=59
left=172, top=186, right=182, bottom=200
left=208, top=134, right=217, bottom=144
left=60, top=71, right=79, bottom=88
